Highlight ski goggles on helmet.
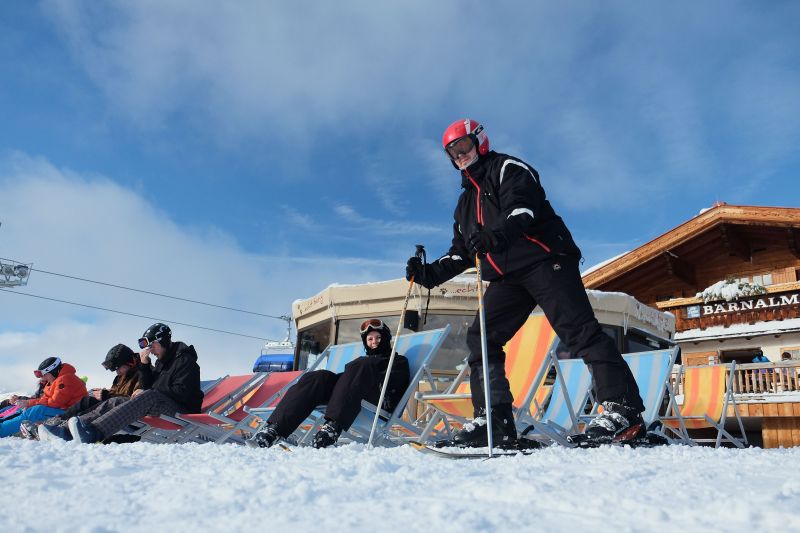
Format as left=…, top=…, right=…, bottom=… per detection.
left=34, top=357, right=61, bottom=378
left=359, top=319, right=386, bottom=334
left=138, top=337, right=159, bottom=349
left=444, top=136, right=475, bottom=159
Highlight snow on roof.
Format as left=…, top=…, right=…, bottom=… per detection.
left=580, top=250, right=630, bottom=277
left=675, top=316, right=800, bottom=342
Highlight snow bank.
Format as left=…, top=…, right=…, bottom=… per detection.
left=1, top=440, right=799, bottom=532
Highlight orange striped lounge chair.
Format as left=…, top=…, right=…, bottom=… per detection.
left=415, top=313, right=558, bottom=443
left=660, top=361, right=748, bottom=448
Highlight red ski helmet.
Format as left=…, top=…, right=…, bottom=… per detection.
left=442, top=119, right=490, bottom=159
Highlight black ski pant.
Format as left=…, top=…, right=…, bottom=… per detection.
left=466, top=254, right=644, bottom=414
left=268, top=357, right=381, bottom=438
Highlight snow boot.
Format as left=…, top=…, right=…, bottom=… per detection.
left=249, top=423, right=280, bottom=449
left=450, top=404, right=517, bottom=448
left=38, top=423, right=72, bottom=442
left=19, top=421, right=39, bottom=440
left=312, top=419, right=342, bottom=449
left=572, top=399, right=645, bottom=445
left=67, top=417, right=102, bottom=444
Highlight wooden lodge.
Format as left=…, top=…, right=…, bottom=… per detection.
left=583, top=203, right=800, bottom=447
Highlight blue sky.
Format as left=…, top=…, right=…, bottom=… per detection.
left=1, top=1, right=799, bottom=388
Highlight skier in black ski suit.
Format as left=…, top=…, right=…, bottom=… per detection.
left=406, top=118, right=645, bottom=447
left=250, top=319, right=410, bottom=449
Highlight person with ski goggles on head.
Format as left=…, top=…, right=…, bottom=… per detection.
left=405, top=119, right=646, bottom=448
left=250, top=318, right=410, bottom=449
left=44, top=323, right=204, bottom=444
left=34, top=344, right=142, bottom=441
left=0, top=357, right=87, bottom=438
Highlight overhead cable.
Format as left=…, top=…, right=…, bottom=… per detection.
left=0, top=288, right=279, bottom=342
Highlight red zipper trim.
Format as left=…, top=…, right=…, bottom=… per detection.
left=524, top=234, right=551, bottom=253
left=485, top=253, right=504, bottom=275
left=466, top=173, right=483, bottom=225
left=466, top=171, right=504, bottom=276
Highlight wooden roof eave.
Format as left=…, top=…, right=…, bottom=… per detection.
left=583, top=205, right=800, bottom=289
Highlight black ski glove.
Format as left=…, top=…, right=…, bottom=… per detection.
left=467, top=229, right=507, bottom=254
left=406, top=256, right=437, bottom=289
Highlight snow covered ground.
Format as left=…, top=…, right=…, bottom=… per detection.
left=2, top=439, right=799, bottom=532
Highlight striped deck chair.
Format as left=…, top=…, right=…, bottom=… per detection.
left=622, top=348, right=681, bottom=429
left=660, top=361, right=748, bottom=448
left=173, top=370, right=303, bottom=444
left=519, top=355, right=594, bottom=446
left=416, top=313, right=557, bottom=443
left=579, top=348, right=681, bottom=437
left=134, top=373, right=263, bottom=443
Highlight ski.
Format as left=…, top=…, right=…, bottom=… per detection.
left=409, top=441, right=540, bottom=459
left=566, top=431, right=669, bottom=449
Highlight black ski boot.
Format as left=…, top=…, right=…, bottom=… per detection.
left=448, top=404, right=517, bottom=448
left=312, top=419, right=342, bottom=449
left=569, top=399, right=645, bottom=447
left=248, top=423, right=280, bottom=449
left=19, top=421, right=39, bottom=440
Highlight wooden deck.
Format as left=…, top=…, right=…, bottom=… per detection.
left=728, top=401, right=800, bottom=448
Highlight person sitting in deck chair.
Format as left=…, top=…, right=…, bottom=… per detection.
left=0, top=357, right=87, bottom=438
left=44, top=323, right=204, bottom=444
left=33, top=344, right=142, bottom=441
left=250, top=319, right=411, bottom=449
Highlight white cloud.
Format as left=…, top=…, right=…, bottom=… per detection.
left=0, top=152, right=400, bottom=392
left=333, top=204, right=446, bottom=236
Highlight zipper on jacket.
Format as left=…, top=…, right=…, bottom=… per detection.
left=465, top=170, right=503, bottom=276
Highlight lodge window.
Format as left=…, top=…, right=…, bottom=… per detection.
left=624, top=329, right=671, bottom=354
left=720, top=348, right=763, bottom=364
left=729, top=272, right=774, bottom=286
left=780, top=346, right=800, bottom=361
left=295, top=320, right=332, bottom=370
left=752, top=273, right=773, bottom=286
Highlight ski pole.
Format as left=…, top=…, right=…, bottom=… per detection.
left=368, top=245, right=424, bottom=448
left=474, top=254, right=494, bottom=458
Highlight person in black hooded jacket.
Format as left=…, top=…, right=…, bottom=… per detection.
left=47, top=323, right=204, bottom=444
left=250, top=319, right=410, bottom=449
left=406, top=119, right=645, bottom=447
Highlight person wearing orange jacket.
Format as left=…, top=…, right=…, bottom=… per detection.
left=0, top=357, right=87, bottom=438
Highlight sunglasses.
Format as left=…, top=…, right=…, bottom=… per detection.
left=33, top=370, right=44, bottom=378
left=359, top=319, right=386, bottom=334
left=445, top=136, right=475, bottom=159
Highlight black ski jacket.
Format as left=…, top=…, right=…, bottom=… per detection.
left=138, top=341, right=204, bottom=413
left=372, top=352, right=410, bottom=412
left=426, top=151, right=580, bottom=283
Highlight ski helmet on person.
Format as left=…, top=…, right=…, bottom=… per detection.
left=35, top=356, right=62, bottom=378
left=138, top=323, right=172, bottom=349
left=103, top=344, right=137, bottom=371
left=442, top=118, right=490, bottom=167
left=359, top=318, right=392, bottom=355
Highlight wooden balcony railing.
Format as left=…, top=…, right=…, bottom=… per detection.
left=670, top=362, right=800, bottom=397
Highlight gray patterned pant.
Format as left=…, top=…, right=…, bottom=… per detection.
left=80, top=390, right=181, bottom=439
